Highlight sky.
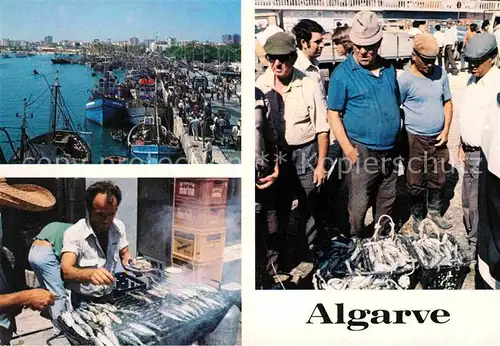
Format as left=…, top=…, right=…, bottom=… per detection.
left=0, top=0, right=241, bottom=42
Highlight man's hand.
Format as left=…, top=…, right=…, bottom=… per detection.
left=345, top=145, right=359, bottom=164
left=24, top=289, right=55, bottom=311
left=435, top=129, right=449, bottom=147
left=90, top=268, right=115, bottom=286
left=313, top=165, right=327, bottom=186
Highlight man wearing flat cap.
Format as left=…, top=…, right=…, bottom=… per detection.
left=256, top=31, right=330, bottom=270
left=327, top=11, right=401, bottom=238
left=459, top=34, right=500, bottom=288
left=398, top=33, right=454, bottom=233
left=0, top=178, right=56, bottom=344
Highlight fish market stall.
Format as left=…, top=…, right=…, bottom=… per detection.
left=55, top=271, right=240, bottom=346
left=308, top=216, right=471, bottom=290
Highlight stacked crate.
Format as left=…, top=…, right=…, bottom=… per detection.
left=172, top=178, right=228, bottom=286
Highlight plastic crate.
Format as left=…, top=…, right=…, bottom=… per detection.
left=420, top=265, right=470, bottom=289
left=112, top=272, right=147, bottom=298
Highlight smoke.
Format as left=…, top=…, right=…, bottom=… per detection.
left=137, top=203, right=173, bottom=264
left=221, top=178, right=241, bottom=286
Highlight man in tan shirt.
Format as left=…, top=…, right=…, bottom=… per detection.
left=256, top=32, right=330, bottom=271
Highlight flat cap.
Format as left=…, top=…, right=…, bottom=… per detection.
left=263, top=32, right=296, bottom=55
left=349, top=11, right=382, bottom=46
left=464, top=33, right=498, bottom=61
left=414, top=33, right=440, bottom=59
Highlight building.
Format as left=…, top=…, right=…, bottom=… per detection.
left=93, top=39, right=100, bottom=44
left=44, top=35, right=53, bottom=44
left=221, top=34, right=241, bottom=44
left=150, top=41, right=169, bottom=52
left=167, top=37, right=176, bottom=47
left=129, top=37, right=139, bottom=46
left=143, top=39, right=155, bottom=47
left=0, top=39, right=10, bottom=47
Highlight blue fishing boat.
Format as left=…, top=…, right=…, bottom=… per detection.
left=85, top=70, right=125, bottom=127
left=1, top=53, right=11, bottom=59
left=127, top=115, right=182, bottom=164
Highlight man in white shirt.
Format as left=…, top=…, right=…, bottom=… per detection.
left=408, top=21, right=424, bottom=37
left=462, top=34, right=500, bottom=288
left=61, top=181, right=131, bottom=306
left=433, top=24, right=445, bottom=66
left=443, top=19, right=459, bottom=75
left=292, top=19, right=326, bottom=94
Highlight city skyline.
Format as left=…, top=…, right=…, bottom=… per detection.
left=0, top=0, right=240, bottom=42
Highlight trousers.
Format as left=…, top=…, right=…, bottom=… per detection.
left=27, top=243, right=69, bottom=321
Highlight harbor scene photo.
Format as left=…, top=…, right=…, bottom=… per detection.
left=0, top=0, right=241, bottom=164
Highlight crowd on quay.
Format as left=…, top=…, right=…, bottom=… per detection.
left=255, top=11, right=500, bottom=289
left=163, top=68, right=239, bottom=158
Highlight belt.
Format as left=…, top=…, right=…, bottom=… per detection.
left=288, top=139, right=315, bottom=151
left=462, top=144, right=481, bottom=152
left=32, top=239, right=52, bottom=247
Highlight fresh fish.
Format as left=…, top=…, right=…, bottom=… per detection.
left=86, top=304, right=100, bottom=314
left=195, top=284, right=218, bottom=293
left=117, top=309, right=142, bottom=317
left=181, top=303, right=199, bottom=317
left=85, top=309, right=99, bottom=323
left=97, top=331, right=116, bottom=346
left=76, top=309, right=93, bottom=323
left=129, top=322, right=157, bottom=337
left=120, top=330, right=145, bottom=346
left=138, top=320, right=164, bottom=332
left=104, top=326, right=120, bottom=346
left=72, top=312, right=95, bottom=338
left=72, top=323, right=88, bottom=340
left=132, top=291, right=154, bottom=304
left=61, top=311, right=75, bottom=327
left=91, top=336, right=105, bottom=346
left=96, top=313, right=112, bottom=327
left=105, top=311, right=122, bottom=324
left=158, top=308, right=187, bottom=322
left=92, top=302, right=118, bottom=313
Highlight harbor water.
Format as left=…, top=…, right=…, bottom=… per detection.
left=0, top=54, right=128, bottom=162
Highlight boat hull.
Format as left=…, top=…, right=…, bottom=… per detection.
left=9, top=131, right=92, bottom=164
left=129, top=144, right=184, bottom=164
left=85, top=98, right=125, bottom=126
left=127, top=106, right=154, bottom=126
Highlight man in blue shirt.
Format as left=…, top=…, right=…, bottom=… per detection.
left=327, top=11, right=401, bottom=237
left=398, top=34, right=454, bottom=232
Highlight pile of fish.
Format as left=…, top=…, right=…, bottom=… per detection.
left=312, top=271, right=401, bottom=290
left=57, top=279, right=234, bottom=345
left=408, top=225, right=470, bottom=269
left=360, top=236, right=416, bottom=274
left=312, top=236, right=366, bottom=282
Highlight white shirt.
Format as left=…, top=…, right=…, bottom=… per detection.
left=294, top=49, right=323, bottom=92
left=62, top=218, right=129, bottom=297
left=460, top=67, right=500, bottom=148
left=433, top=31, right=445, bottom=48
left=480, top=67, right=500, bottom=178
left=443, top=26, right=458, bottom=46
left=494, top=30, right=500, bottom=49
left=408, top=28, right=422, bottom=37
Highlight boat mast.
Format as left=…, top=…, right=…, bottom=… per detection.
left=18, top=98, right=30, bottom=162
left=154, top=76, right=160, bottom=146
left=51, top=71, right=60, bottom=141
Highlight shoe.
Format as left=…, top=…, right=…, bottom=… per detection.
left=427, top=189, right=452, bottom=229
left=409, top=193, right=425, bottom=233
left=428, top=213, right=452, bottom=229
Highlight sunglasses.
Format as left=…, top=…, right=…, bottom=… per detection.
left=414, top=50, right=436, bottom=65
left=353, top=43, right=379, bottom=52
left=267, top=53, right=294, bottom=63
left=467, top=59, right=487, bottom=68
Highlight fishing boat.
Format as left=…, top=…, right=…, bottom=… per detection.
left=125, top=81, right=156, bottom=125
left=15, top=52, right=28, bottom=58
left=1, top=53, right=11, bottom=59
left=127, top=80, right=182, bottom=164
left=127, top=115, right=182, bottom=164
left=51, top=57, right=71, bottom=64
left=85, top=70, right=126, bottom=127
left=3, top=73, right=92, bottom=164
